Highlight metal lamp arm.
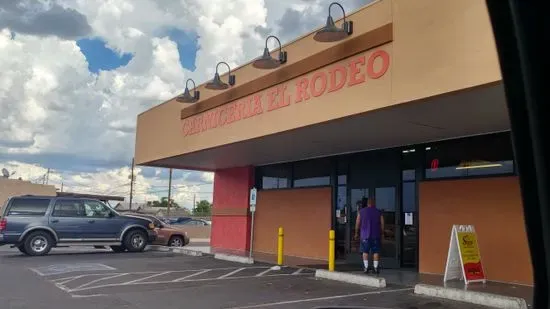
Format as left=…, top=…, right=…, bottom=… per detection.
left=329, top=2, right=347, bottom=24
left=185, top=78, right=196, bottom=90
left=215, top=61, right=232, bottom=77
left=265, top=35, right=283, bottom=55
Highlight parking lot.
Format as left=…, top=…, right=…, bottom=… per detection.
left=0, top=246, right=488, bottom=309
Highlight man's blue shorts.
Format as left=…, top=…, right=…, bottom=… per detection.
left=360, top=238, right=381, bottom=254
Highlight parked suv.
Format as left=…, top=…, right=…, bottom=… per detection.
left=0, top=195, right=157, bottom=256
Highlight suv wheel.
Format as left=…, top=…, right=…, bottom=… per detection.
left=124, top=230, right=147, bottom=252
left=169, top=236, right=184, bottom=247
left=24, top=231, right=53, bottom=256
left=17, top=244, right=27, bottom=254
left=110, top=245, right=126, bottom=253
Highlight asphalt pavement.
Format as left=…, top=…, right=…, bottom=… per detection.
left=0, top=245, right=490, bottom=309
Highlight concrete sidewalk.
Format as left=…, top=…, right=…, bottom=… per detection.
left=144, top=246, right=532, bottom=309
left=257, top=257, right=532, bottom=309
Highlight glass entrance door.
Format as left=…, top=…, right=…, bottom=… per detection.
left=343, top=149, right=401, bottom=268
left=375, top=186, right=399, bottom=269
left=345, top=186, right=400, bottom=268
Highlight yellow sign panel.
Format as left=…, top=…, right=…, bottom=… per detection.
left=457, top=231, right=485, bottom=281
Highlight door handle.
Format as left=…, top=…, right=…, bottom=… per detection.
left=51, top=219, right=59, bottom=223
left=88, top=220, right=95, bottom=223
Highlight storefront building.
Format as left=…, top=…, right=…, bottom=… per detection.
left=134, top=0, right=532, bottom=285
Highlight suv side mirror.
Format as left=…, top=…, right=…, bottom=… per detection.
left=108, top=211, right=116, bottom=218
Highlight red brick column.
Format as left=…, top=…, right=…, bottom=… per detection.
left=210, top=166, right=254, bottom=253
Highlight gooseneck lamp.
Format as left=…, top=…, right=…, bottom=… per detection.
left=176, top=78, right=200, bottom=103
left=252, top=35, right=288, bottom=69
left=313, top=2, right=353, bottom=43
left=205, top=62, right=236, bottom=90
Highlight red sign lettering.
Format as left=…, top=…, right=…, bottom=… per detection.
left=182, top=49, right=391, bottom=136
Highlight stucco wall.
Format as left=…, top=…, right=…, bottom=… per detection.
left=210, top=166, right=254, bottom=253
left=253, top=187, right=332, bottom=260
left=0, top=179, right=56, bottom=209
left=135, top=0, right=501, bottom=166
left=419, top=177, right=532, bottom=285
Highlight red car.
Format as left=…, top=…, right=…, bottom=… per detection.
left=128, top=214, right=190, bottom=247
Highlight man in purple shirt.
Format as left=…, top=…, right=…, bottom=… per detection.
left=355, top=197, right=384, bottom=274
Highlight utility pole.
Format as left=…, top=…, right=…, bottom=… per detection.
left=60, top=182, right=64, bottom=192
left=193, top=193, right=196, bottom=215
left=129, top=158, right=135, bottom=210
left=46, top=168, right=50, bottom=185
left=167, top=168, right=173, bottom=217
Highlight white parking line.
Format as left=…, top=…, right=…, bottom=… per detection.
left=69, top=272, right=312, bottom=293
left=72, top=273, right=129, bottom=290
left=292, top=268, right=304, bottom=275
left=227, top=288, right=414, bottom=308
left=71, top=294, right=108, bottom=298
left=255, top=268, right=272, bottom=277
left=57, top=276, right=83, bottom=285
left=172, top=269, right=210, bottom=282
left=50, top=266, right=265, bottom=282
left=218, top=268, right=245, bottom=279
left=123, top=271, right=172, bottom=284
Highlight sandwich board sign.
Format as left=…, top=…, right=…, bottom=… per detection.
left=443, top=224, right=487, bottom=284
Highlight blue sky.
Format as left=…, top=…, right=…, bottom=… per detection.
left=76, top=29, right=198, bottom=73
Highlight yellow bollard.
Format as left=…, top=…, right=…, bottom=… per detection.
left=328, top=229, right=335, bottom=271
left=277, top=227, right=284, bottom=265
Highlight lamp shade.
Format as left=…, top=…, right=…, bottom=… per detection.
left=252, top=35, right=288, bottom=70
left=313, top=2, right=353, bottom=43
left=205, top=62, right=236, bottom=90
left=176, top=78, right=200, bottom=103
left=253, top=48, right=280, bottom=69
left=176, top=88, right=194, bottom=103
left=205, top=72, right=229, bottom=90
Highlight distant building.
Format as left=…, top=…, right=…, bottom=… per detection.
left=0, top=178, right=56, bottom=206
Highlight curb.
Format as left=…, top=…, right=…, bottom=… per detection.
left=315, top=269, right=386, bottom=288
left=148, top=245, right=204, bottom=257
left=414, top=284, right=528, bottom=309
left=214, top=253, right=254, bottom=264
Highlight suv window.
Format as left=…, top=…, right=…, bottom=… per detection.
left=83, top=200, right=113, bottom=218
left=7, top=198, right=50, bottom=216
left=52, top=200, right=83, bottom=217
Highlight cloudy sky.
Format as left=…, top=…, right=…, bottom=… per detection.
left=0, top=0, right=372, bottom=208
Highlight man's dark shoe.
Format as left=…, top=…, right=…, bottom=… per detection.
left=374, top=267, right=380, bottom=276
left=363, top=267, right=372, bottom=274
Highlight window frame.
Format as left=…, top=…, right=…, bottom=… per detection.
left=257, top=163, right=292, bottom=190
left=51, top=199, right=85, bottom=218
left=82, top=200, right=116, bottom=218
left=422, top=133, right=516, bottom=180
left=292, top=158, right=332, bottom=188
left=7, top=198, right=51, bottom=216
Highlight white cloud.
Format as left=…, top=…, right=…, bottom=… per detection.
left=1, top=160, right=213, bottom=208
left=0, top=0, right=369, bottom=205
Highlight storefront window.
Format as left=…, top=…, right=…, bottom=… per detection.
left=257, top=164, right=291, bottom=189
left=402, top=169, right=415, bottom=182
left=425, top=133, right=515, bottom=179
left=337, top=186, right=347, bottom=210
left=338, top=175, right=347, bottom=185
left=293, top=158, right=331, bottom=188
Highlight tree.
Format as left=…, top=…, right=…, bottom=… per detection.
left=193, top=200, right=212, bottom=216
left=148, top=197, right=179, bottom=208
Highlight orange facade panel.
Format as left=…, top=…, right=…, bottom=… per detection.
left=419, top=177, right=533, bottom=285
left=253, top=187, right=332, bottom=261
